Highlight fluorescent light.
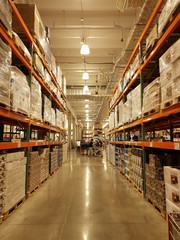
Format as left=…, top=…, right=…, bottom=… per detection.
left=85, top=99, right=89, bottom=102
left=85, top=104, right=89, bottom=108
left=85, top=109, right=89, bottom=113
left=86, top=113, right=89, bottom=117
left=82, top=72, right=89, bottom=80
left=80, top=43, right=90, bottom=55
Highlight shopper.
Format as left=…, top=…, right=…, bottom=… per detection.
left=88, top=138, right=93, bottom=156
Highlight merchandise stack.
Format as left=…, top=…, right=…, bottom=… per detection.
left=115, top=146, right=122, bottom=171
left=146, top=154, right=166, bottom=211
left=10, top=66, right=30, bottom=116
left=164, top=167, right=180, bottom=214
left=124, top=147, right=132, bottom=181
left=159, top=39, right=180, bottom=109
left=28, top=151, right=41, bottom=193
left=143, top=77, right=161, bottom=116
left=0, top=0, right=12, bottom=32
left=107, top=144, right=115, bottom=166
left=131, top=85, right=141, bottom=121
left=57, top=146, right=63, bottom=167
left=39, top=148, right=49, bottom=183
left=0, top=38, right=11, bottom=107
left=30, top=76, right=42, bottom=121
left=118, top=100, right=124, bottom=127
left=132, top=148, right=143, bottom=192
left=50, top=147, right=58, bottom=174
left=0, top=152, right=26, bottom=214
left=56, top=109, right=65, bottom=129
left=43, top=95, right=52, bottom=124
left=123, top=93, right=132, bottom=124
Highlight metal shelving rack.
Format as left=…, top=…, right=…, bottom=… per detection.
left=108, top=0, right=180, bottom=214
left=0, top=0, right=67, bottom=198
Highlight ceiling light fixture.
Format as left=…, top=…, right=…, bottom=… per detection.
left=83, top=85, right=89, bottom=93
left=82, top=71, right=89, bottom=80
left=85, top=104, right=89, bottom=108
left=80, top=38, right=90, bottom=56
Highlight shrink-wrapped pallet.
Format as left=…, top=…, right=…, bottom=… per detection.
left=39, top=148, right=49, bottom=183
left=10, top=67, right=30, bottom=116
left=159, top=39, right=180, bottom=108
left=0, top=38, right=11, bottom=107
left=50, top=147, right=58, bottom=174
left=28, top=151, right=41, bottom=192
left=51, top=108, right=56, bottom=126
left=33, top=53, right=44, bottom=78
left=146, top=24, right=158, bottom=50
left=0, top=152, right=26, bottom=214
left=143, top=77, right=161, bottom=116
left=30, top=76, right=42, bottom=121
left=43, top=95, right=51, bottom=124
left=56, top=109, right=64, bottom=129
left=12, top=4, right=46, bottom=50
left=158, top=0, right=179, bottom=35
left=0, top=0, right=12, bottom=32
left=131, top=85, right=141, bottom=121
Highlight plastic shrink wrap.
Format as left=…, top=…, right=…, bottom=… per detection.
left=10, top=66, right=30, bottom=116
left=12, top=32, right=32, bottom=64
left=33, top=53, right=44, bottom=78
left=158, top=0, right=179, bottom=35
left=56, top=109, right=65, bottom=129
left=0, top=0, right=12, bottom=32
left=43, top=95, right=51, bottom=124
left=159, top=39, right=180, bottom=108
left=0, top=38, right=11, bottom=107
left=12, top=4, right=46, bottom=51
left=143, top=77, right=161, bottom=115
left=131, top=85, right=141, bottom=121
left=51, top=108, right=56, bottom=126
left=30, top=77, right=42, bottom=121
left=0, top=152, right=26, bottom=214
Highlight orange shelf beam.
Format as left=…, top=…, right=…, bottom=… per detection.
left=0, top=141, right=64, bottom=150
left=111, top=141, right=180, bottom=150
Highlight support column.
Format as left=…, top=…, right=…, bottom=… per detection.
left=68, top=112, right=72, bottom=150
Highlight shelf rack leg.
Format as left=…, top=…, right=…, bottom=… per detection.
left=25, top=125, right=31, bottom=197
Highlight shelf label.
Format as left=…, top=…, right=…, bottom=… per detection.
left=150, top=142, right=153, bottom=148
left=174, top=143, right=180, bottom=150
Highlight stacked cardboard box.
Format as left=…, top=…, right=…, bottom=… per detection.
left=164, top=167, right=180, bottom=214
left=132, top=148, right=143, bottom=191
left=12, top=4, right=46, bottom=50
left=107, top=144, right=115, bottom=166
left=43, top=95, right=52, bottom=124
left=57, top=146, right=63, bottom=167
left=158, top=0, right=179, bottom=35
left=0, top=0, right=12, bottom=32
left=146, top=24, right=158, bottom=50
left=159, top=39, right=180, bottom=109
left=39, top=148, right=49, bottom=183
left=56, top=109, right=65, bottom=129
left=118, top=100, right=124, bottom=127
left=131, top=53, right=140, bottom=77
left=28, top=151, right=41, bottom=192
left=143, top=77, right=161, bottom=115
left=0, top=152, right=26, bottom=214
left=10, top=66, right=30, bottom=116
left=30, top=76, right=42, bottom=121
left=0, top=38, right=11, bottom=107
left=146, top=154, right=166, bottom=211
left=50, top=147, right=59, bottom=174
left=123, top=92, right=132, bottom=124
left=131, top=85, right=141, bottom=121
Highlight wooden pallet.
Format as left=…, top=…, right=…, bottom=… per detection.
left=0, top=102, right=10, bottom=110
left=147, top=198, right=166, bottom=219
left=134, top=184, right=144, bottom=196
left=3, top=197, right=25, bottom=221
left=162, top=99, right=174, bottom=109
left=143, top=106, right=160, bottom=117
left=28, top=185, right=40, bottom=197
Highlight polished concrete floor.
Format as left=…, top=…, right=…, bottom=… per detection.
left=0, top=150, right=168, bottom=240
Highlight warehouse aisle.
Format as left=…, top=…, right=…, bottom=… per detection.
left=0, top=150, right=167, bottom=240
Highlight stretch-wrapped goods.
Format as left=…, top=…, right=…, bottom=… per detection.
left=30, top=77, right=42, bottom=121
left=10, top=67, right=30, bottom=116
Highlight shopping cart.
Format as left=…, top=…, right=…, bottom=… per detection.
left=168, top=213, right=180, bottom=240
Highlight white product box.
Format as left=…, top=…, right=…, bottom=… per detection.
left=164, top=167, right=180, bottom=191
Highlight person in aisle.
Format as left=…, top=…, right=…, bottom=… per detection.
left=88, top=138, right=94, bottom=156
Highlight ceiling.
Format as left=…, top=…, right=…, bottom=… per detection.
left=17, top=0, right=158, bottom=131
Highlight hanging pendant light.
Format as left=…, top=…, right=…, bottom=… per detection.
left=80, top=38, right=90, bottom=55
left=82, top=71, right=89, bottom=80
left=83, top=85, right=89, bottom=93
